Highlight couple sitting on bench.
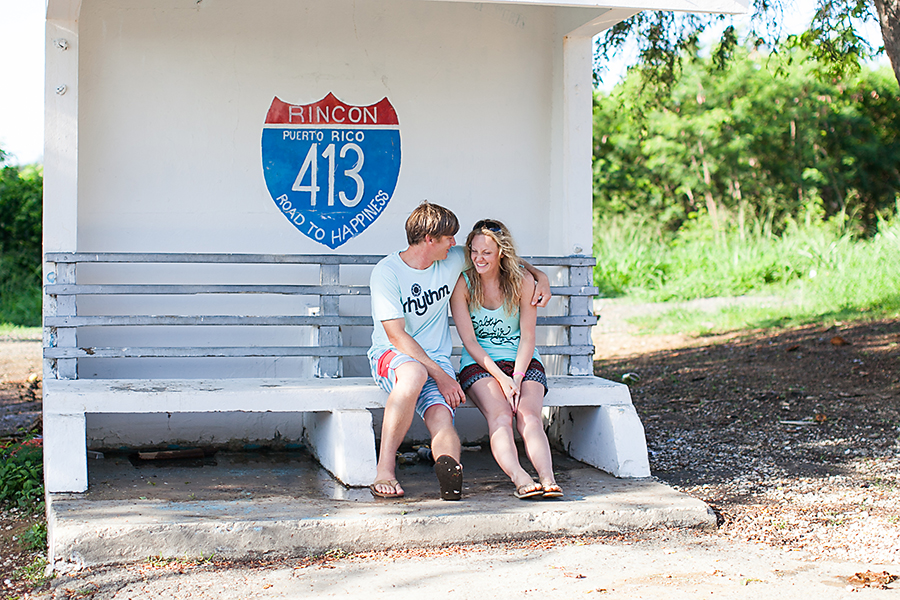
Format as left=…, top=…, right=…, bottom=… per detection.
left=367, top=201, right=563, bottom=501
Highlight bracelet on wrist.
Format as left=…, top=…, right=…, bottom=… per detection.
left=512, top=371, right=526, bottom=377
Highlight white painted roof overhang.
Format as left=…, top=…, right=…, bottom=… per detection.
left=430, top=0, right=748, bottom=15
left=47, top=0, right=748, bottom=22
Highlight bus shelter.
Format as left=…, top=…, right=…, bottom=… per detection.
left=42, top=0, right=746, bottom=458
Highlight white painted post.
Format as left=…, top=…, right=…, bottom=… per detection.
left=302, top=410, right=377, bottom=487
left=53, top=262, right=77, bottom=380
left=45, top=5, right=81, bottom=382
left=568, top=263, right=594, bottom=376
left=43, top=259, right=59, bottom=381
left=554, top=8, right=640, bottom=255
left=546, top=404, right=651, bottom=478
left=561, top=34, right=595, bottom=258
left=317, top=264, right=342, bottom=378
left=43, top=10, right=79, bottom=254
left=43, top=404, right=88, bottom=493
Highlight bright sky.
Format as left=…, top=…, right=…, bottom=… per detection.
left=0, top=0, right=44, bottom=165
left=0, top=0, right=887, bottom=166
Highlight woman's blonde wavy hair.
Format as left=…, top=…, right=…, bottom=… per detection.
left=464, top=219, right=524, bottom=316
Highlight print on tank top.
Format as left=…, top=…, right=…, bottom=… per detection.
left=472, top=313, right=518, bottom=347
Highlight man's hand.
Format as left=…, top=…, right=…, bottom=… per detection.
left=436, top=371, right=466, bottom=409
left=521, top=260, right=552, bottom=308
left=531, top=274, right=551, bottom=307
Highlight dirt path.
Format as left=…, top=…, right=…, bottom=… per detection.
left=0, top=337, right=42, bottom=437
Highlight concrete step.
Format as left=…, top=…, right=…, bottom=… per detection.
left=47, top=448, right=715, bottom=571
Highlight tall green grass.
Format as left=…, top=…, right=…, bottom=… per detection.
left=593, top=209, right=900, bottom=333
left=0, top=254, right=41, bottom=327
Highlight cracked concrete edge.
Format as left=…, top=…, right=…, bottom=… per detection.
left=47, top=496, right=716, bottom=571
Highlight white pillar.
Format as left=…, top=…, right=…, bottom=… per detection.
left=44, top=0, right=81, bottom=254
left=44, top=2, right=82, bottom=381
left=552, top=8, right=640, bottom=257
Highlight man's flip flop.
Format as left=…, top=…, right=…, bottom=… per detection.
left=433, top=455, right=463, bottom=501
left=369, top=479, right=404, bottom=498
left=542, top=483, right=564, bottom=498
left=514, top=482, right=543, bottom=499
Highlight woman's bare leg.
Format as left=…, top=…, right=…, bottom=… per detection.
left=515, top=380, right=557, bottom=488
left=467, top=377, right=539, bottom=492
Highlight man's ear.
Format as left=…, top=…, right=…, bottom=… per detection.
left=423, top=234, right=434, bottom=245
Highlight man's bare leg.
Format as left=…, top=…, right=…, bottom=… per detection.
left=423, top=404, right=461, bottom=462
left=373, top=361, right=428, bottom=496
left=424, top=404, right=463, bottom=500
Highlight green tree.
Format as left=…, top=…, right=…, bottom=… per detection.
left=595, top=0, right=900, bottom=89
left=0, top=148, right=43, bottom=326
left=593, top=45, right=900, bottom=234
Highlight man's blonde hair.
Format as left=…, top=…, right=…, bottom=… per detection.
left=405, top=201, right=459, bottom=245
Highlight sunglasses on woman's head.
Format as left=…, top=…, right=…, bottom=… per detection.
left=473, top=219, right=502, bottom=233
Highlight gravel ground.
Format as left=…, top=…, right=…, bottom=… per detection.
left=593, top=301, right=900, bottom=566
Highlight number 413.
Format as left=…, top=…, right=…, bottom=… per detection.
left=293, top=142, right=364, bottom=207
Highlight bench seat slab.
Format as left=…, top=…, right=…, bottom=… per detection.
left=43, top=375, right=647, bottom=492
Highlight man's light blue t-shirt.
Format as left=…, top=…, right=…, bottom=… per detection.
left=368, top=246, right=466, bottom=361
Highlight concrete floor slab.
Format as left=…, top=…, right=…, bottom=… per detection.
left=47, top=447, right=715, bottom=570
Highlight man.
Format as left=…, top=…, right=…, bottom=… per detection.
left=367, top=201, right=551, bottom=500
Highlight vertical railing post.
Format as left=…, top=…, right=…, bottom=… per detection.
left=54, top=259, right=78, bottom=380
left=42, top=259, right=58, bottom=380
left=317, top=263, right=342, bottom=378
left=567, top=260, right=595, bottom=376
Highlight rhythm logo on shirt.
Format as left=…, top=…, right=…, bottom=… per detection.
left=402, top=283, right=450, bottom=316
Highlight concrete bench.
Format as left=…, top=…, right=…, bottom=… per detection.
left=43, top=253, right=650, bottom=493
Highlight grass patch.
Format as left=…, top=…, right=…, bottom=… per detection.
left=627, top=296, right=899, bottom=336
left=594, top=211, right=900, bottom=335
left=0, top=255, right=41, bottom=328
left=20, top=522, right=47, bottom=553
left=12, top=555, right=51, bottom=587
left=0, top=324, right=42, bottom=341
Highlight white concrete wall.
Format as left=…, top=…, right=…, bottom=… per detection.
left=75, top=0, right=597, bottom=256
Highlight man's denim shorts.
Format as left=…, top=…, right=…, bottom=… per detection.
left=369, top=349, right=456, bottom=420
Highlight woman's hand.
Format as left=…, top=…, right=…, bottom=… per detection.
left=497, top=374, right=520, bottom=412
left=511, top=372, right=525, bottom=412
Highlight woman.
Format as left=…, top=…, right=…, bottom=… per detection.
left=449, top=219, right=563, bottom=499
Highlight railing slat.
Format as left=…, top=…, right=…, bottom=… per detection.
left=44, top=253, right=385, bottom=265
left=43, top=314, right=597, bottom=327
left=44, top=284, right=596, bottom=297
left=45, top=252, right=595, bottom=267
left=45, top=284, right=369, bottom=296
left=43, top=344, right=594, bottom=359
